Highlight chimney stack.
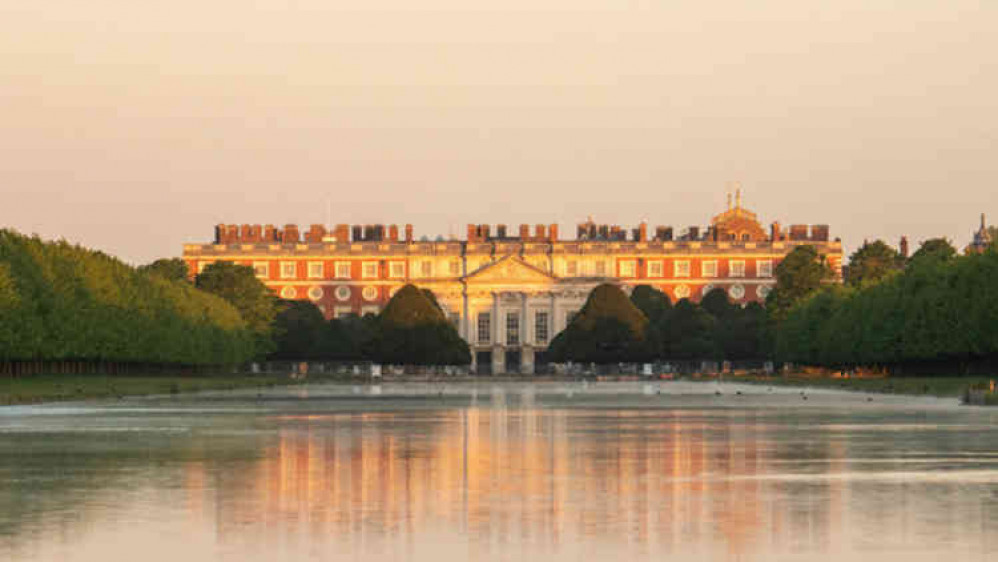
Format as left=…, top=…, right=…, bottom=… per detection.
left=519, top=224, right=530, bottom=240
left=770, top=222, right=781, bottom=242
left=389, top=224, right=399, bottom=242
left=638, top=221, right=648, bottom=242
left=535, top=224, right=546, bottom=240
left=467, top=224, right=478, bottom=242
left=351, top=225, right=362, bottom=242
left=549, top=224, right=559, bottom=242
left=283, top=224, right=300, bottom=243
left=900, top=236, right=909, bottom=259
left=405, top=224, right=413, bottom=243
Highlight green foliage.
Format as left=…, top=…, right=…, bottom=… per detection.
left=776, top=250, right=998, bottom=370
left=195, top=261, right=279, bottom=356
left=848, top=240, right=902, bottom=287
left=630, top=284, right=671, bottom=324
left=366, top=285, right=470, bottom=365
left=270, top=300, right=328, bottom=360
left=0, top=229, right=256, bottom=365
left=137, top=258, right=190, bottom=283
left=548, top=284, right=655, bottom=363
left=659, top=298, right=719, bottom=360
left=909, top=238, right=956, bottom=264
left=700, top=288, right=735, bottom=319
left=767, top=245, right=833, bottom=323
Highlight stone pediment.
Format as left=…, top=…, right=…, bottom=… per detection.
left=464, top=255, right=555, bottom=286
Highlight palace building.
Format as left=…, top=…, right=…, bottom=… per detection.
left=183, top=193, right=843, bottom=373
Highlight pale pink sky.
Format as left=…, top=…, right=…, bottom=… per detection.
left=1, top=1, right=995, bottom=264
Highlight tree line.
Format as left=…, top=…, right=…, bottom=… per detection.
left=0, top=230, right=257, bottom=373
left=775, top=239, right=998, bottom=373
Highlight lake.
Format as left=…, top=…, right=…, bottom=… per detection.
left=1, top=381, right=997, bottom=561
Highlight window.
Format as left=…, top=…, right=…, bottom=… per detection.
left=361, top=305, right=380, bottom=316
left=252, top=262, right=269, bottom=278
left=702, top=260, right=717, bottom=278
left=449, top=260, right=461, bottom=276
left=307, top=287, right=323, bottom=301
left=362, top=261, right=379, bottom=279
left=619, top=260, right=637, bottom=278
left=477, top=312, right=491, bottom=344
left=307, top=262, right=324, bottom=279
left=281, top=261, right=297, bottom=279
left=334, top=306, right=352, bottom=319
left=757, top=259, right=773, bottom=278
left=389, top=261, right=406, bottom=278
left=730, top=260, right=745, bottom=278
left=335, top=262, right=352, bottom=279
left=674, top=284, right=691, bottom=299
left=757, top=285, right=772, bottom=299
left=506, top=312, right=520, bottom=346
left=420, top=260, right=433, bottom=278
left=729, top=284, right=746, bottom=299
left=648, top=260, right=664, bottom=277
left=595, top=260, right=607, bottom=276
left=674, top=260, right=691, bottom=277
left=280, top=286, right=297, bottom=299
left=535, top=312, right=549, bottom=345
left=566, top=261, right=578, bottom=276
left=362, top=286, right=378, bottom=301
left=335, top=286, right=351, bottom=301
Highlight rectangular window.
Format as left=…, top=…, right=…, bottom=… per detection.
left=252, top=262, right=269, bottom=278
left=619, top=260, right=637, bottom=278
left=449, top=260, right=461, bottom=276
left=702, top=260, right=717, bottom=278
left=362, top=261, right=379, bottom=279
left=506, top=312, right=520, bottom=346
left=280, top=261, right=297, bottom=279
left=334, top=306, right=353, bottom=319
left=535, top=311, right=549, bottom=345
left=648, top=260, right=664, bottom=277
left=757, top=259, right=773, bottom=278
left=361, top=305, right=380, bottom=316
left=674, top=260, right=691, bottom=277
left=307, top=262, right=324, bottom=279
left=477, top=312, right=491, bottom=344
left=566, top=261, right=578, bottom=276
left=595, top=260, right=607, bottom=276
left=420, top=260, right=433, bottom=278
left=730, top=260, right=745, bottom=277
left=389, top=261, right=406, bottom=279
left=335, top=262, right=352, bottom=279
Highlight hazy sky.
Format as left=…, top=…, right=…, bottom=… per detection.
left=1, top=1, right=995, bottom=264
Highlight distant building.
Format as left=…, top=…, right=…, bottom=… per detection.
left=183, top=193, right=843, bottom=374
left=966, top=214, right=993, bottom=254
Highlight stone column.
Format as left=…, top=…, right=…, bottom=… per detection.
left=491, top=293, right=503, bottom=374
left=521, top=291, right=534, bottom=374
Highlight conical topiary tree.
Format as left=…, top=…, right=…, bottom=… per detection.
left=548, top=283, right=657, bottom=364
left=367, top=284, right=471, bottom=366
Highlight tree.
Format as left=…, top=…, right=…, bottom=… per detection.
left=270, top=300, right=327, bottom=360
left=366, top=284, right=470, bottom=365
left=700, top=288, right=735, bottom=320
left=548, top=284, right=656, bottom=363
left=909, top=238, right=956, bottom=264
left=660, top=299, right=718, bottom=360
left=630, top=285, right=671, bottom=324
left=195, top=261, right=279, bottom=355
left=767, top=245, right=833, bottom=322
left=137, top=258, right=190, bottom=283
left=847, top=240, right=902, bottom=287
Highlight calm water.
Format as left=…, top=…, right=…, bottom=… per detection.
left=1, top=382, right=997, bottom=562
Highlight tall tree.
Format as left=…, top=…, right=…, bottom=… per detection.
left=548, top=284, right=656, bottom=363
left=366, top=284, right=470, bottom=365
left=847, top=240, right=902, bottom=287
left=630, top=284, right=671, bottom=324
left=270, top=300, right=327, bottom=360
left=137, top=258, right=190, bottom=283
left=767, top=245, right=833, bottom=322
left=909, top=238, right=957, bottom=264
left=660, top=299, right=718, bottom=360
left=195, top=261, right=279, bottom=355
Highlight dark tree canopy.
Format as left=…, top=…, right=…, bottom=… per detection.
left=660, top=298, right=719, bottom=360
left=367, top=285, right=470, bottom=365
left=270, top=300, right=327, bottom=360
left=700, top=288, right=735, bottom=319
left=847, top=240, right=902, bottom=287
left=767, top=245, right=833, bottom=322
left=137, top=258, right=190, bottom=283
left=548, top=284, right=656, bottom=363
left=630, top=284, right=671, bottom=324
left=909, top=238, right=957, bottom=264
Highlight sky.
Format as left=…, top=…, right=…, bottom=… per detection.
left=1, top=1, right=995, bottom=264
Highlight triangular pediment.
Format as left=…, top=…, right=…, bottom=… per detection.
left=464, top=255, right=556, bottom=285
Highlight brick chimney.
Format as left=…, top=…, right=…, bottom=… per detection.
left=548, top=223, right=559, bottom=242
left=770, top=222, right=781, bottom=242
left=535, top=224, right=546, bottom=240
left=638, top=221, right=648, bottom=242
left=519, top=224, right=530, bottom=240
left=900, top=236, right=909, bottom=258
left=405, top=224, right=413, bottom=243
left=389, top=224, right=399, bottom=242
left=283, top=224, right=300, bottom=243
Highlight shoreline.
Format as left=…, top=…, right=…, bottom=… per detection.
left=4, top=371, right=994, bottom=406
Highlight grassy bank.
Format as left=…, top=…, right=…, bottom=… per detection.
left=715, top=373, right=993, bottom=399
left=0, top=373, right=304, bottom=405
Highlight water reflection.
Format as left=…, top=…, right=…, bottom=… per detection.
left=1, top=387, right=997, bottom=561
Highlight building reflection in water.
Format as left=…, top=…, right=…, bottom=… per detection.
left=178, top=397, right=992, bottom=561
